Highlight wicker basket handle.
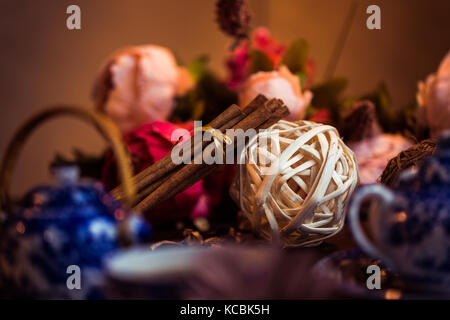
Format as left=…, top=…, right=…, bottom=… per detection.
left=0, top=106, right=135, bottom=212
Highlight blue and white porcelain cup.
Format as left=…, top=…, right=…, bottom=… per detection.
left=104, top=246, right=205, bottom=299
left=0, top=107, right=151, bottom=299
left=348, top=132, right=450, bottom=292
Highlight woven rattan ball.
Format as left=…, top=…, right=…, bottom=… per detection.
left=230, top=120, right=359, bottom=247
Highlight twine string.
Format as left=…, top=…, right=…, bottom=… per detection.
left=172, top=125, right=232, bottom=158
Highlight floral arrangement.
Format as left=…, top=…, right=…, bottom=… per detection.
left=6, top=0, right=449, bottom=300
left=53, top=0, right=440, bottom=228
left=171, top=0, right=422, bottom=142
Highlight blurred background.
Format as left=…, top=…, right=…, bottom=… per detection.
left=0, top=0, right=449, bottom=194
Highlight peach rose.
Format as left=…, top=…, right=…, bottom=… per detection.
left=417, top=51, right=450, bottom=138
left=92, top=45, right=193, bottom=133
left=238, top=65, right=312, bottom=120
left=349, top=134, right=411, bottom=184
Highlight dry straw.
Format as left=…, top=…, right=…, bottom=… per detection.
left=380, top=139, right=437, bottom=187
left=230, top=120, right=359, bottom=247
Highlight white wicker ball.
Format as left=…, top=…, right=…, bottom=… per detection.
left=230, top=120, right=359, bottom=247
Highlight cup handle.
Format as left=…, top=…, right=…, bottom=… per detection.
left=348, top=184, right=395, bottom=267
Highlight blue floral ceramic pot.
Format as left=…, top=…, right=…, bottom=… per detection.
left=349, top=132, right=450, bottom=292
left=0, top=107, right=151, bottom=299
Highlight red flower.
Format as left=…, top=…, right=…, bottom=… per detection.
left=102, top=121, right=230, bottom=225
left=305, top=59, right=315, bottom=90
left=226, top=40, right=251, bottom=89
left=309, top=108, right=331, bottom=124
left=225, top=27, right=287, bottom=90
left=252, top=27, right=286, bottom=67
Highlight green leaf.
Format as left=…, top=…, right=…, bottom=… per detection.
left=309, top=77, right=348, bottom=126
left=191, top=100, right=205, bottom=120
left=250, top=50, right=273, bottom=73
left=282, top=38, right=309, bottom=74
left=195, top=71, right=238, bottom=123
left=305, top=105, right=318, bottom=118
left=187, top=56, right=209, bottom=82
left=171, top=55, right=238, bottom=123
left=358, top=82, right=397, bottom=132
left=311, top=77, right=348, bottom=108
left=295, top=72, right=306, bottom=88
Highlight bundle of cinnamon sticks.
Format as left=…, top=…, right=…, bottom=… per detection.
left=111, top=94, right=289, bottom=214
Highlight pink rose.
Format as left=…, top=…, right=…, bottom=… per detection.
left=92, top=45, right=193, bottom=133
left=239, top=65, right=313, bottom=120
left=349, top=134, right=411, bottom=184
left=176, top=66, right=194, bottom=96
left=417, top=51, right=450, bottom=138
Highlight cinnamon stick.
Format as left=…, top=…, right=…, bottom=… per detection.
left=112, top=95, right=268, bottom=203
left=258, top=105, right=290, bottom=129
left=134, top=98, right=288, bottom=213
left=111, top=104, right=242, bottom=201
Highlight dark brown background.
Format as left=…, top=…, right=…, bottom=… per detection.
left=0, top=0, right=449, bottom=194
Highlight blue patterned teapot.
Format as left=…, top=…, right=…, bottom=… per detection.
left=0, top=107, right=151, bottom=299
left=349, top=132, right=450, bottom=291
